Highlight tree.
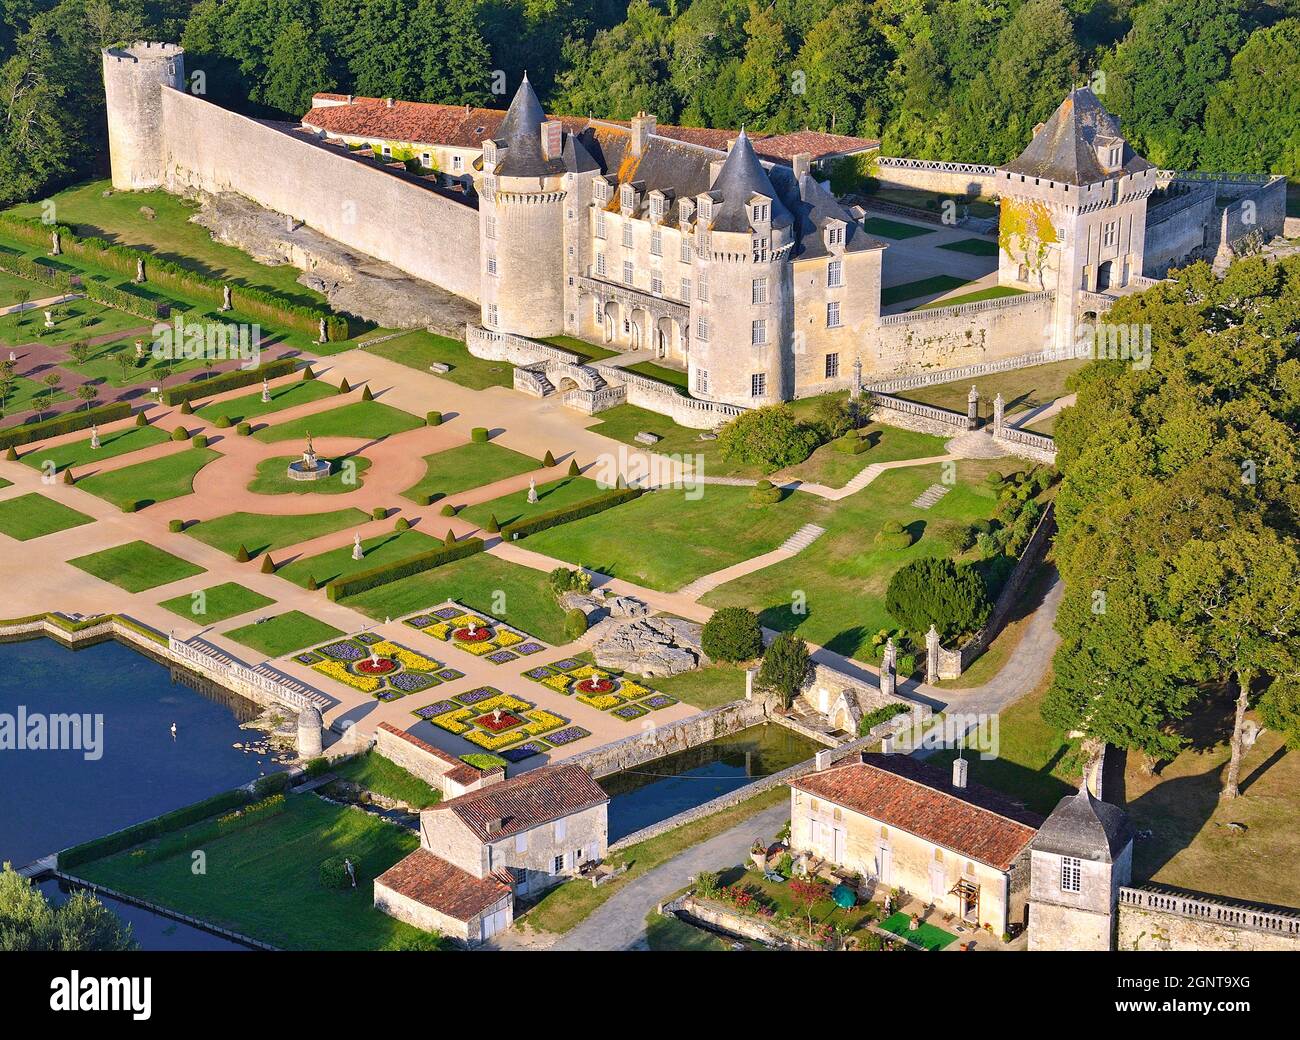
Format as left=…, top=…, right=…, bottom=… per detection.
left=701, top=606, right=763, bottom=662
left=884, top=557, right=991, bottom=641
left=758, top=630, right=810, bottom=710
left=717, top=404, right=820, bottom=473
left=0, top=864, right=135, bottom=950
left=74, top=383, right=96, bottom=410
left=68, top=341, right=91, bottom=366
left=261, top=21, right=334, bottom=116
left=787, top=877, right=825, bottom=936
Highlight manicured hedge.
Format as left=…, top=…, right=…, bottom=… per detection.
left=160, top=358, right=299, bottom=406
left=132, top=794, right=287, bottom=866
left=501, top=487, right=643, bottom=540
left=325, top=537, right=486, bottom=600
left=833, top=434, right=869, bottom=454
left=0, top=252, right=73, bottom=290
left=0, top=401, right=133, bottom=451
left=59, top=786, right=255, bottom=869
left=0, top=214, right=349, bottom=340
left=83, top=280, right=169, bottom=320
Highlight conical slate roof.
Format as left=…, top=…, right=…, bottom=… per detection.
left=1032, top=780, right=1133, bottom=863
left=708, top=129, right=792, bottom=233
left=494, top=74, right=566, bottom=178
left=1001, top=87, right=1152, bottom=186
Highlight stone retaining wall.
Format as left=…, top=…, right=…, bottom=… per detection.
left=1117, top=885, right=1300, bottom=952
left=872, top=158, right=1000, bottom=198
left=372, top=722, right=501, bottom=798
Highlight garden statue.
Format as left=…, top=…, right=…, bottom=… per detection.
left=50, top=230, right=61, bottom=256
left=369, top=647, right=381, bottom=668
left=967, top=385, right=979, bottom=424
left=8, top=352, right=15, bottom=362
left=352, top=532, right=363, bottom=560
left=134, top=340, right=145, bottom=359
left=492, top=708, right=503, bottom=724
left=850, top=357, right=863, bottom=401
left=43, top=310, right=54, bottom=328
left=135, top=257, right=146, bottom=283
left=90, top=424, right=100, bottom=450
left=318, top=317, right=327, bottom=344
left=261, top=376, right=271, bottom=403
left=221, top=284, right=232, bottom=311
left=344, top=858, right=356, bottom=888
left=527, top=477, right=538, bottom=504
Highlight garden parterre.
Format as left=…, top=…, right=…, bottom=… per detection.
left=410, top=686, right=580, bottom=761
left=298, top=632, right=461, bottom=701
left=402, top=601, right=546, bottom=665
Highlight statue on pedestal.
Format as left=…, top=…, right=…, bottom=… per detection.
left=352, top=532, right=363, bottom=560
left=527, top=477, right=538, bottom=504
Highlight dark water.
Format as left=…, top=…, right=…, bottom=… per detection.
left=37, top=878, right=245, bottom=951
left=1, top=638, right=280, bottom=949
left=601, top=724, right=819, bottom=842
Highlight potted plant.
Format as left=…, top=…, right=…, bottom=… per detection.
left=750, top=839, right=768, bottom=872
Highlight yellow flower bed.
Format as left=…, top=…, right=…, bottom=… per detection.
left=523, top=708, right=565, bottom=736
left=431, top=707, right=474, bottom=734
left=464, top=728, right=522, bottom=751
left=494, top=629, right=524, bottom=648
left=567, top=665, right=601, bottom=679
left=576, top=691, right=622, bottom=710
left=476, top=693, right=530, bottom=714
left=456, top=640, right=500, bottom=657
left=425, top=621, right=453, bottom=640
left=371, top=640, right=441, bottom=672
left=450, top=613, right=489, bottom=629
left=619, top=681, right=652, bottom=700
left=312, top=659, right=382, bottom=693
left=541, top=674, right=573, bottom=693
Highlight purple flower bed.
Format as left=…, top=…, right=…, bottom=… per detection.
left=320, top=640, right=365, bottom=661
left=389, top=671, right=438, bottom=693
left=455, top=686, right=502, bottom=706
left=355, top=631, right=383, bottom=645
left=523, top=666, right=554, bottom=681
left=514, top=642, right=544, bottom=656
left=375, top=690, right=403, bottom=702
left=413, top=699, right=460, bottom=719
left=543, top=726, right=590, bottom=747
left=486, top=649, right=518, bottom=664
left=501, top=741, right=548, bottom=763
left=550, top=658, right=583, bottom=672
left=435, top=668, right=464, bottom=682
left=404, top=614, right=438, bottom=629
left=639, top=694, right=678, bottom=710
left=294, top=651, right=323, bottom=665
left=613, top=703, right=649, bottom=720
left=431, top=606, right=463, bottom=620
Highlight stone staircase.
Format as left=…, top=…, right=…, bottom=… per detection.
left=910, top=484, right=950, bottom=510
left=779, top=523, right=827, bottom=553
left=839, top=463, right=887, bottom=497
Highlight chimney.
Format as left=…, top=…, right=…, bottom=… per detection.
left=881, top=733, right=895, bottom=755
left=465, top=103, right=471, bottom=114
left=952, top=757, right=969, bottom=790
left=484, top=817, right=502, bottom=835
left=792, top=152, right=812, bottom=181
left=542, top=119, right=563, bottom=160
left=631, top=111, right=657, bottom=157
left=346, top=95, right=354, bottom=105
left=815, top=749, right=834, bottom=771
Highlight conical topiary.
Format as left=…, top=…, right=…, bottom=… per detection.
left=135, top=411, right=148, bottom=427
left=4, top=447, right=17, bottom=461
left=543, top=450, right=556, bottom=467
left=440, top=504, right=455, bottom=517
left=302, top=366, right=316, bottom=381
left=234, top=544, right=251, bottom=562
left=444, top=529, right=456, bottom=546
left=179, top=400, right=193, bottom=414
left=261, top=554, right=275, bottom=573
left=567, top=459, right=579, bottom=476
left=62, top=469, right=74, bottom=484
left=486, top=514, right=500, bottom=533
left=360, top=384, right=374, bottom=401
left=337, top=377, right=351, bottom=395
left=306, top=575, right=318, bottom=591
left=394, top=517, right=410, bottom=532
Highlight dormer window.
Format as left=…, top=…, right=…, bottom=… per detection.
left=483, top=140, right=499, bottom=165
left=749, top=198, right=770, bottom=224
left=698, top=195, right=713, bottom=221
left=679, top=198, right=695, bottom=225
left=1061, top=856, right=1082, bottom=893
left=825, top=222, right=846, bottom=248
left=594, top=179, right=611, bottom=204
left=649, top=192, right=669, bottom=222
left=620, top=184, right=636, bottom=214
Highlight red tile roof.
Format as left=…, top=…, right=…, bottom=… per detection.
left=429, top=763, right=608, bottom=843
left=377, top=722, right=460, bottom=767
left=375, top=848, right=509, bottom=922
left=791, top=755, right=1041, bottom=871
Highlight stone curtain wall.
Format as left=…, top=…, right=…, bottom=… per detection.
left=872, top=158, right=1000, bottom=198
left=1117, top=886, right=1300, bottom=952
left=372, top=722, right=499, bottom=797
left=157, top=88, right=481, bottom=302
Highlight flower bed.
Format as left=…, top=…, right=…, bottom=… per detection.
left=389, top=671, right=438, bottom=693
left=413, top=699, right=461, bottom=719
left=576, top=691, right=623, bottom=711
left=543, top=726, right=590, bottom=747
left=521, top=708, right=566, bottom=736
left=320, top=639, right=366, bottom=661
left=294, top=651, right=324, bottom=665
left=370, top=639, right=442, bottom=672
left=612, top=703, right=649, bottom=720
left=523, top=666, right=556, bottom=682
left=399, top=602, right=547, bottom=665
left=313, top=658, right=382, bottom=693
left=464, top=728, right=526, bottom=751
left=472, top=693, right=530, bottom=714
left=455, top=686, right=502, bottom=706
left=541, top=673, right=574, bottom=694
left=309, top=632, right=445, bottom=699
left=431, top=707, right=474, bottom=734
left=435, top=667, right=464, bottom=682
left=501, top=741, right=549, bottom=763
left=639, top=693, right=679, bottom=710
left=475, top=710, right=524, bottom=733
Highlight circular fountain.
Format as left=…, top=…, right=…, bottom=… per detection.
left=287, top=433, right=331, bottom=481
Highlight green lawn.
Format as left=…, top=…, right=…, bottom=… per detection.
left=458, top=474, right=602, bottom=529
left=342, top=551, right=568, bottom=644
left=186, top=508, right=369, bottom=558
left=18, top=423, right=170, bottom=474
left=644, top=909, right=734, bottom=951
left=254, top=399, right=424, bottom=443
left=0, top=492, right=94, bottom=540
left=881, top=274, right=971, bottom=307
left=75, top=793, right=430, bottom=950
left=224, top=610, right=345, bottom=657
left=897, top=358, right=1085, bottom=423
left=773, top=423, right=949, bottom=489
left=401, top=441, right=541, bottom=504
left=367, top=330, right=514, bottom=390
left=880, top=911, right=958, bottom=950
left=915, top=286, right=1027, bottom=309
left=195, top=378, right=337, bottom=424
left=0, top=295, right=148, bottom=350
left=0, top=268, right=48, bottom=304
left=158, top=581, right=276, bottom=624
left=523, top=485, right=829, bottom=592
left=75, top=446, right=219, bottom=511
left=862, top=217, right=936, bottom=240
left=540, top=335, right=621, bottom=363
left=629, top=662, right=747, bottom=710
left=247, top=454, right=372, bottom=496
left=0, top=476, right=9, bottom=489
left=0, top=374, right=71, bottom=418
left=621, top=361, right=689, bottom=389
left=330, top=751, right=442, bottom=809
left=864, top=186, right=999, bottom=220
left=277, top=528, right=441, bottom=588
left=937, top=237, right=999, bottom=256
left=702, top=461, right=1013, bottom=661
left=69, top=540, right=205, bottom=592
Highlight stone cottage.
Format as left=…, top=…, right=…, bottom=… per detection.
left=789, top=753, right=1042, bottom=937
left=374, top=763, right=609, bottom=945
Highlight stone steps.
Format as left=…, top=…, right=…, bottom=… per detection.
left=840, top=463, right=886, bottom=496
left=910, top=484, right=950, bottom=510
left=779, top=523, right=827, bottom=553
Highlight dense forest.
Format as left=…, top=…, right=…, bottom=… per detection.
left=1, top=0, right=1297, bottom=206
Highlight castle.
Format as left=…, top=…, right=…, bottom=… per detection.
left=103, top=43, right=1288, bottom=411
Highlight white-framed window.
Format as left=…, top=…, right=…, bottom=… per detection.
left=596, top=252, right=607, bottom=277
left=1102, top=221, right=1117, bottom=248
left=622, top=260, right=634, bottom=285
left=680, top=239, right=692, bottom=263
left=651, top=274, right=663, bottom=295
left=1061, top=856, right=1082, bottom=893
left=651, top=229, right=662, bottom=256
left=515, top=832, right=528, bottom=854
left=452, top=154, right=463, bottom=172
left=593, top=299, right=603, bottom=320
left=752, top=235, right=769, bottom=261
left=421, top=152, right=432, bottom=168
left=828, top=225, right=844, bottom=245
left=487, top=303, right=498, bottom=327
left=595, top=180, right=609, bottom=204
left=486, top=216, right=497, bottom=241
left=697, top=271, right=708, bottom=301
left=828, top=260, right=843, bottom=288
left=696, top=316, right=709, bottom=341
left=595, top=212, right=606, bottom=239
left=825, top=353, right=839, bottom=379
left=680, top=277, right=691, bottom=300
left=827, top=301, right=841, bottom=328
left=622, top=223, right=633, bottom=248
left=751, top=319, right=766, bottom=345
left=486, top=255, right=498, bottom=277
left=696, top=368, right=709, bottom=393
left=751, top=372, right=766, bottom=397
left=380, top=143, right=391, bottom=157
left=752, top=277, right=768, bottom=305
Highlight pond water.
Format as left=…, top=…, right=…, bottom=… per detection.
left=0, top=637, right=282, bottom=949
left=600, top=723, right=820, bottom=842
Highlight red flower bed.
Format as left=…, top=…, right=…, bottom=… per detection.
left=453, top=626, right=492, bottom=643
left=475, top=711, right=524, bottom=733
left=575, top=677, right=615, bottom=694
left=356, top=657, right=397, bottom=675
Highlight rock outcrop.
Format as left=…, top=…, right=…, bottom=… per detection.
left=592, top=616, right=709, bottom=676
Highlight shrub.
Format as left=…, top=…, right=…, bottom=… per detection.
left=485, top=513, right=500, bottom=533
left=931, top=519, right=976, bottom=553
left=319, top=856, right=354, bottom=890
left=439, top=504, right=456, bottom=517
left=548, top=566, right=591, bottom=595
left=543, top=450, right=555, bottom=466
left=857, top=703, right=910, bottom=737
left=62, top=470, right=74, bottom=485
left=236, top=421, right=251, bottom=436
left=443, top=529, right=456, bottom=546
left=192, top=434, right=208, bottom=448
left=3, top=447, right=16, bottom=461
left=833, top=433, right=868, bottom=454
left=160, top=360, right=298, bottom=406
left=260, top=554, right=275, bottom=573
left=702, top=607, right=763, bottom=662
left=302, top=366, right=316, bottom=381
left=567, top=458, right=580, bottom=476
left=252, top=772, right=291, bottom=797
left=758, top=632, right=811, bottom=710
left=325, top=538, right=485, bottom=600
left=884, top=556, right=991, bottom=641
left=717, top=405, right=820, bottom=473
left=500, top=488, right=642, bottom=540
left=306, top=575, right=318, bottom=591
left=873, top=520, right=912, bottom=550
left=0, top=401, right=132, bottom=451
left=564, top=608, right=588, bottom=640
left=234, top=544, right=251, bottom=562
left=426, top=410, right=441, bottom=426
left=371, top=506, right=386, bottom=521
left=360, top=384, right=374, bottom=401
left=213, top=415, right=232, bottom=428
left=179, top=400, right=193, bottom=414
left=749, top=479, right=783, bottom=505
left=471, top=427, right=489, bottom=443
left=394, top=517, right=410, bottom=532
left=170, top=426, right=188, bottom=442
left=460, top=753, right=508, bottom=771
left=814, top=396, right=857, bottom=440
left=135, top=412, right=148, bottom=427
left=337, top=377, right=351, bottom=394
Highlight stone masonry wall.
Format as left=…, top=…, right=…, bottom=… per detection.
left=373, top=722, right=500, bottom=797
left=157, top=88, right=481, bottom=302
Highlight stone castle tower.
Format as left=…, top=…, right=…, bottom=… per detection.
left=479, top=75, right=568, bottom=338
left=102, top=42, right=185, bottom=191
left=993, top=87, right=1156, bottom=354
left=1028, top=777, right=1135, bottom=951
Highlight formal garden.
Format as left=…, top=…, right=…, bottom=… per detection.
left=0, top=491, right=93, bottom=540
left=296, top=630, right=465, bottom=699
